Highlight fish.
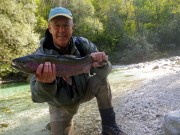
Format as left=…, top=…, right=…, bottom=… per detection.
left=12, top=54, right=107, bottom=84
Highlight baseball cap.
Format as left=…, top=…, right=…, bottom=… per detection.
left=48, top=7, right=73, bottom=22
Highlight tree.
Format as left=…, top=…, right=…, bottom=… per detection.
left=0, top=0, right=39, bottom=77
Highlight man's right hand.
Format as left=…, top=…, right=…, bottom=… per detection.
left=36, top=62, right=56, bottom=83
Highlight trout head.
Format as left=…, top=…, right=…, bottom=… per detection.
left=12, top=56, right=38, bottom=74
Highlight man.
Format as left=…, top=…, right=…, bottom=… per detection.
left=30, top=7, right=127, bottom=135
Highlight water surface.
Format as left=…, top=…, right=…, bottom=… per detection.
left=0, top=82, right=30, bottom=99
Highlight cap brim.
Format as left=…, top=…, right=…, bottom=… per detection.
left=48, top=14, right=73, bottom=21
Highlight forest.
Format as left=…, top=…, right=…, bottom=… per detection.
left=0, top=0, right=180, bottom=79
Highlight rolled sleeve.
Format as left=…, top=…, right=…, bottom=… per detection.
left=94, top=61, right=112, bottom=79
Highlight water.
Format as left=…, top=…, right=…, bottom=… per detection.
left=0, top=82, right=49, bottom=135
left=0, top=82, right=30, bottom=99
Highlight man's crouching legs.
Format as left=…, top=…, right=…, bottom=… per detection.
left=86, top=76, right=127, bottom=135
left=48, top=104, right=78, bottom=135
left=84, top=76, right=112, bottom=108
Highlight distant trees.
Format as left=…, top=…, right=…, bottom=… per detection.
left=0, top=0, right=38, bottom=77
left=91, top=0, right=180, bottom=63
left=35, top=0, right=180, bottom=61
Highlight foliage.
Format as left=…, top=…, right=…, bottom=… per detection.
left=34, top=0, right=180, bottom=56
left=0, top=0, right=39, bottom=77
left=120, top=35, right=155, bottom=64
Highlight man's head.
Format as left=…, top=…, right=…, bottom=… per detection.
left=48, top=7, right=74, bottom=48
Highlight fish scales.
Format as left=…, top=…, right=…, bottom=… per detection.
left=12, top=54, right=106, bottom=78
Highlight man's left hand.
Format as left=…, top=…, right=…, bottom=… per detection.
left=91, top=52, right=108, bottom=68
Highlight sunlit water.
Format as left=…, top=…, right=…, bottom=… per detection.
left=0, top=82, right=49, bottom=135
left=0, top=82, right=30, bottom=99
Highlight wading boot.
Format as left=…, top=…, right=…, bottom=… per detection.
left=101, top=125, right=127, bottom=135
left=99, top=108, right=127, bottom=135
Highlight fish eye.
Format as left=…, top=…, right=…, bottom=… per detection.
left=20, top=61, right=26, bottom=65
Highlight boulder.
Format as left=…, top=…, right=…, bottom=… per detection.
left=164, top=110, right=180, bottom=135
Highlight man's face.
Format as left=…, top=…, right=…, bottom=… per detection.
left=48, top=16, right=74, bottom=48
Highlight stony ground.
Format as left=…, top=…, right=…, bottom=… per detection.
left=1, top=56, right=180, bottom=135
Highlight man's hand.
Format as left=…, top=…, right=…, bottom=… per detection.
left=36, top=62, right=56, bottom=83
left=91, top=52, right=108, bottom=68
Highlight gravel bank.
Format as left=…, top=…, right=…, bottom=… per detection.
left=74, top=56, right=180, bottom=135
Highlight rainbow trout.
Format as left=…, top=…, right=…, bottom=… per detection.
left=12, top=54, right=107, bottom=79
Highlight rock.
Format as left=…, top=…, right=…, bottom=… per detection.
left=164, top=110, right=180, bottom=135
left=46, top=122, right=51, bottom=131
left=152, top=65, right=159, bottom=70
